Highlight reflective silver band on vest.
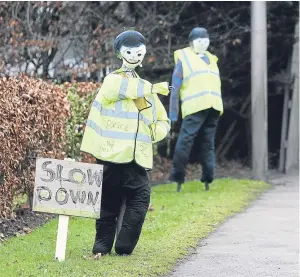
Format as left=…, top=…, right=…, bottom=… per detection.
left=115, top=100, right=122, bottom=112
left=87, top=120, right=151, bottom=143
left=92, top=100, right=152, bottom=126
left=183, top=70, right=219, bottom=82
left=119, top=78, right=129, bottom=100
left=182, top=91, right=222, bottom=103
left=137, top=80, right=144, bottom=98
left=119, top=78, right=147, bottom=99
left=181, top=50, right=193, bottom=75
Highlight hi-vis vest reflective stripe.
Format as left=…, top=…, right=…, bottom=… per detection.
left=174, top=47, right=224, bottom=118
left=80, top=70, right=170, bottom=169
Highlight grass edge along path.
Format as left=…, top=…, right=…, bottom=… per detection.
left=0, top=178, right=270, bottom=277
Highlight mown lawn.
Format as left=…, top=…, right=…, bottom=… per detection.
left=0, top=179, right=270, bottom=277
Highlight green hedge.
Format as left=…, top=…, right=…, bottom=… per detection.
left=65, top=84, right=98, bottom=162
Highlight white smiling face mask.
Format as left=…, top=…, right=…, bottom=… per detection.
left=119, top=44, right=146, bottom=69
left=191, top=38, right=210, bottom=54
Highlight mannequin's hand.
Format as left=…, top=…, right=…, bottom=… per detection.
left=152, top=82, right=169, bottom=96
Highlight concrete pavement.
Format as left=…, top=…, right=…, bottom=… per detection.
left=167, top=172, right=299, bottom=277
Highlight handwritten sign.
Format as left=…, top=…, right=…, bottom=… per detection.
left=33, top=158, right=103, bottom=219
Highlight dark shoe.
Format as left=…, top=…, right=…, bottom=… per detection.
left=205, top=182, right=209, bottom=191
left=92, top=239, right=111, bottom=255
left=92, top=244, right=102, bottom=255
left=177, top=183, right=182, bottom=192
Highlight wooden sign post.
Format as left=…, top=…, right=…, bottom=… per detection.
left=32, top=158, right=103, bottom=262
left=55, top=215, right=70, bottom=261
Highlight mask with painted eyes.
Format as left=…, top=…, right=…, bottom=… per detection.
left=188, top=27, right=210, bottom=54
left=119, top=44, right=146, bottom=69
left=192, top=38, right=210, bottom=54
left=114, top=30, right=147, bottom=69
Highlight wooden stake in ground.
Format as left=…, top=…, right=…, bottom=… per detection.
left=55, top=215, right=70, bottom=262
left=251, top=1, right=268, bottom=180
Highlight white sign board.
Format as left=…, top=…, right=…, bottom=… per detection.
left=33, top=158, right=103, bottom=219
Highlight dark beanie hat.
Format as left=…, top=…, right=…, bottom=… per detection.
left=188, top=27, right=209, bottom=42
left=113, top=30, right=146, bottom=56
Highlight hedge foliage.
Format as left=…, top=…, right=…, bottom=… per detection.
left=0, top=75, right=69, bottom=217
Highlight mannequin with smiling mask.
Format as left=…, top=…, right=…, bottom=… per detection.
left=168, top=27, right=224, bottom=192
left=81, top=30, right=170, bottom=256
left=115, top=32, right=150, bottom=110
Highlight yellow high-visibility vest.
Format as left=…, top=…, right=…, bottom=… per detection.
left=174, top=47, right=224, bottom=118
left=80, top=69, right=170, bottom=169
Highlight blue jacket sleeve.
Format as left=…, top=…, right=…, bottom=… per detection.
left=169, top=59, right=183, bottom=122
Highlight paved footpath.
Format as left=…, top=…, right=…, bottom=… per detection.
left=167, top=171, right=299, bottom=277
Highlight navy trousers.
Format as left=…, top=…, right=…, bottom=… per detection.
left=93, top=160, right=150, bottom=255
left=169, top=108, right=220, bottom=184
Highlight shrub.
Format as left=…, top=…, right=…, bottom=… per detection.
left=0, top=75, right=69, bottom=218
left=63, top=82, right=99, bottom=163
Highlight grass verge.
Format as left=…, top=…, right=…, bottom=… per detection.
left=0, top=178, right=270, bottom=277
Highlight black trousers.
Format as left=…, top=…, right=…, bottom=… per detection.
left=169, top=108, right=220, bottom=184
left=93, top=160, right=150, bottom=255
